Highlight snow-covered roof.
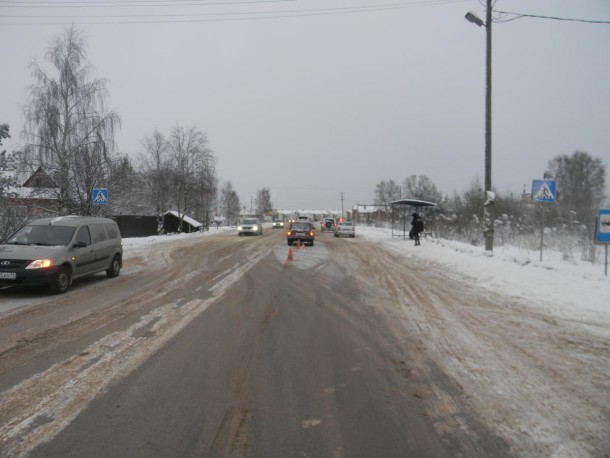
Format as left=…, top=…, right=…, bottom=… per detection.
left=352, top=205, right=387, bottom=213
left=165, top=210, right=203, bottom=228
left=390, top=198, right=437, bottom=207
left=1, top=170, right=59, bottom=199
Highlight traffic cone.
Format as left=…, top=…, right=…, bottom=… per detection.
left=287, top=247, right=294, bottom=262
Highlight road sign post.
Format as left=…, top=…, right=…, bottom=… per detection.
left=596, top=209, right=610, bottom=276
left=531, top=180, right=556, bottom=262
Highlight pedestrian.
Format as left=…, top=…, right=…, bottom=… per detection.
left=411, top=212, right=424, bottom=246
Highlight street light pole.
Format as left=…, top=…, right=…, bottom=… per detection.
left=484, top=0, right=494, bottom=252
left=466, top=0, right=494, bottom=252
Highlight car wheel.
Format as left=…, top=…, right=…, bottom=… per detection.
left=310, top=240, right=314, bottom=246
left=106, top=255, right=121, bottom=278
left=50, top=265, right=71, bottom=294
left=334, top=234, right=338, bottom=237
left=287, top=240, right=292, bottom=246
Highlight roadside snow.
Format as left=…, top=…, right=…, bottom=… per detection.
left=358, top=227, right=610, bottom=339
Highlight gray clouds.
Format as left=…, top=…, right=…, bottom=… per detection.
left=1, top=0, right=609, bottom=210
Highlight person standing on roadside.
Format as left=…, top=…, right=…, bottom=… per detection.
left=411, top=212, right=424, bottom=246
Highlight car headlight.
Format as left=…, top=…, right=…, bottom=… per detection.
left=237, top=226, right=243, bottom=230
left=252, top=225, right=258, bottom=230
left=26, top=259, right=54, bottom=269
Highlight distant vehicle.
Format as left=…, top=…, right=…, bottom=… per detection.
left=238, top=218, right=263, bottom=236
left=334, top=221, right=355, bottom=238
left=0, top=216, right=123, bottom=294
left=272, top=220, right=284, bottom=229
left=321, top=218, right=336, bottom=232
left=287, top=221, right=315, bottom=246
left=297, top=216, right=309, bottom=221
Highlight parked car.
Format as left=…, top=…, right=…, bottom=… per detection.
left=334, top=221, right=356, bottom=238
left=0, top=216, right=123, bottom=294
left=321, top=218, right=336, bottom=232
left=238, top=218, right=263, bottom=236
left=272, top=220, right=284, bottom=229
left=286, top=221, right=315, bottom=246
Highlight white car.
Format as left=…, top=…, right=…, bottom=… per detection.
left=333, top=221, right=355, bottom=238
left=238, top=218, right=263, bottom=236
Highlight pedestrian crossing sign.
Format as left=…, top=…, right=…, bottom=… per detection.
left=532, top=180, right=556, bottom=202
left=92, top=188, right=109, bottom=205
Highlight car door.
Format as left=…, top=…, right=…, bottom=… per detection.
left=89, top=223, right=113, bottom=273
left=71, top=225, right=98, bottom=277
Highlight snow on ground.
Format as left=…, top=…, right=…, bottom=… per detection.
left=358, top=226, right=610, bottom=339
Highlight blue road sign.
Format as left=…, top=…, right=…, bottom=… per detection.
left=597, top=209, right=610, bottom=244
left=532, top=180, right=556, bottom=202
left=92, top=188, right=109, bottom=205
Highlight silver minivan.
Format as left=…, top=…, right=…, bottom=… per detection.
left=0, top=216, right=123, bottom=294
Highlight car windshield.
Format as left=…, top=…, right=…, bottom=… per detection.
left=340, top=222, right=353, bottom=227
left=6, top=225, right=76, bottom=246
left=241, top=219, right=257, bottom=224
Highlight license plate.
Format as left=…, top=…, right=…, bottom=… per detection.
left=0, top=272, right=16, bottom=280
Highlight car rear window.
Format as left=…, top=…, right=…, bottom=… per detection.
left=291, top=222, right=311, bottom=230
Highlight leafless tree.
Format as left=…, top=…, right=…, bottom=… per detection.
left=402, top=175, right=443, bottom=203
left=139, top=129, right=171, bottom=217
left=546, top=151, right=606, bottom=227
left=373, top=179, right=401, bottom=209
left=22, top=25, right=120, bottom=215
left=167, top=125, right=215, bottom=231
left=255, top=188, right=273, bottom=220
left=219, top=181, right=241, bottom=226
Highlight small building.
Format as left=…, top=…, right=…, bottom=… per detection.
left=351, top=205, right=389, bottom=225
left=163, top=210, right=202, bottom=233
left=113, top=215, right=159, bottom=238
left=1, top=166, right=60, bottom=219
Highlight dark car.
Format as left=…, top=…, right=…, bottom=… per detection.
left=286, top=221, right=315, bottom=246
left=321, top=218, right=336, bottom=232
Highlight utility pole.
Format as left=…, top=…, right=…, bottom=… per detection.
left=465, top=0, right=494, bottom=252
left=339, top=192, right=345, bottom=219
left=483, top=0, right=494, bottom=252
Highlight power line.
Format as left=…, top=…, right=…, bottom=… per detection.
left=0, top=0, right=471, bottom=24
left=495, top=10, right=610, bottom=25
left=1, top=0, right=467, bottom=19
left=0, top=0, right=296, bottom=8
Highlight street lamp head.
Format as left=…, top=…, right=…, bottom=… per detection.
left=465, top=11, right=485, bottom=27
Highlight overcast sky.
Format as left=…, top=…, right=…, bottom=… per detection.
left=2, top=0, right=609, bottom=211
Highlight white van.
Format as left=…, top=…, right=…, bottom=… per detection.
left=0, top=216, right=123, bottom=294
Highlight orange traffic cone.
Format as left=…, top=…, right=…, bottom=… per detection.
left=287, top=247, right=294, bottom=261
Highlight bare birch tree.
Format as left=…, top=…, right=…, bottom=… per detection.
left=23, top=25, right=120, bottom=215
left=139, top=129, right=171, bottom=217
left=167, top=125, right=214, bottom=231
